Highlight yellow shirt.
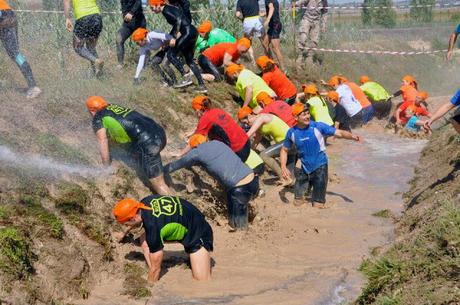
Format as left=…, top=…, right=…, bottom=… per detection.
left=260, top=115, right=289, bottom=143
left=72, top=0, right=100, bottom=20
left=307, top=96, right=334, bottom=126
left=245, top=149, right=264, bottom=170
left=236, top=69, right=276, bottom=109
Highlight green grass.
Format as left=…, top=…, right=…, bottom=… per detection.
left=37, top=133, right=89, bottom=165
left=371, top=209, right=394, bottom=219
left=0, top=228, right=35, bottom=280
left=54, top=182, right=89, bottom=215
left=122, top=263, right=152, bottom=299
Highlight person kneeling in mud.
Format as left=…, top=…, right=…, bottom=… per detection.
left=86, top=96, right=171, bottom=195
left=402, top=106, right=430, bottom=136
left=131, top=27, right=177, bottom=86
left=238, top=105, right=294, bottom=186
left=165, top=134, right=259, bottom=230
left=113, top=196, right=213, bottom=282
left=280, top=103, right=360, bottom=208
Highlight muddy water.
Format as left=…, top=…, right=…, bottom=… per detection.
left=78, top=130, right=427, bottom=305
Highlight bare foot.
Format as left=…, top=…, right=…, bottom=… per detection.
left=293, top=199, right=304, bottom=206
left=312, top=203, right=327, bottom=209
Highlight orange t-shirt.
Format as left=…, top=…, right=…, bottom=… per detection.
left=202, top=42, right=240, bottom=67
left=262, top=66, right=297, bottom=100
left=400, top=84, right=418, bottom=104
left=0, top=0, right=11, bottom=10
left=346, top=82, right=372, bottom=108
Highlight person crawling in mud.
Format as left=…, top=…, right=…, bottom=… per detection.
left=280, top=103, right=360, bottom=209
left=165, top=134, right=259, bottom=230
left=85, top=96, right=171, bottom=195
left=403, top=106, right=430, bottom=135
left=113, top=196, right=213, bottom=282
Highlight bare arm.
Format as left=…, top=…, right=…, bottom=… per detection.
left=427, top=102, right=456, bottom=127
left=147, top=250, right=163, bottom=283
left=334, top=129, right=360, bottom=141
left=243, top=85, right=253, bottom=108
left=96, top=129, right=110, bottom=166
left=223, top=52, right=236, bottom=66
left=447, top=32, right=458, bottom=61
left=264, top=3, right=274, bottom=27
left=246, top=114, right=271, bottom=138
left=236, top=11, right=243, bottom=20
left=63, top=0, right=73, bottom=31
left=251, top=132, right=264, bottom=150
left=280, top=147, right=291, bottom=179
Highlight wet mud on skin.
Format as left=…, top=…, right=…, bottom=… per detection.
left=76, top=129, right=427, bottom=305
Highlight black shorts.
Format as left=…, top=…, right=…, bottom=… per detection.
left=253, top=163, right=265, bottom=176
left=235, top=140, right=251, bottom=163
left=136, top=129, right=167, bottom=179
left=184, top=224, right=214, bottom=254
left=267, top=21, right=282, bottom=39
left=74, top=14, right=103, bottom=40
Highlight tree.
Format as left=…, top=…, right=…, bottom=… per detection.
left=361, top=0, right=396, bottom=28
left=410, top=0, right=436, bottom=22
left=362, top=0, right=373, bottom=25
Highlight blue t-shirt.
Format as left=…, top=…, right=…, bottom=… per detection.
left=405, top=116, right=420, bottom=132
left=456, top=23, right=460, bottom=34
left=283, top=121, right=336, bottom=174
left=451, top=89, right=460, bottom=107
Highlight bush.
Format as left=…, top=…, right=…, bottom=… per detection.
left=410, top=0, right=436, bottom=22
left=361, top=0, right=397, bottom=28
left=0, top=228, right=35, bottom=280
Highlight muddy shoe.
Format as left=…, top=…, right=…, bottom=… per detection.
left=173, top=78, right=193, bottom=89
left=293, top=199, right=304, bottom=206
left=26, top=86, right=42, bottom=99
left=94, top=58, right=104, bottom=77
left=194, top=84, right=208, bottom=94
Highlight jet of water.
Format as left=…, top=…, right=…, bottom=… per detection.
left=0, top=145, right=111, bottom=177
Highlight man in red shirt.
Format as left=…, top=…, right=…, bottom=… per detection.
left=198, top=38, right=251, bottom=82
left=256, top=92, right=296, bottom=127
left=176, top=96, right=251, bottom=162
left=395, top=93, right=431, bottom=125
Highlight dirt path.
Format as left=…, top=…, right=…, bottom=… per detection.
left=76, top=128, right=427, bottom=305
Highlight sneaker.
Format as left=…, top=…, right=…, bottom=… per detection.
left=194, top=84, right=208, bottom=94
left=183, top=71, right=193, bottom=78
left=26, top=86, right=42, bottom=99
left=160, top=81, right=170, bottom=88
left=173, top=78, right=193, bottom=89
left=94, top=58, right=104, bottom=77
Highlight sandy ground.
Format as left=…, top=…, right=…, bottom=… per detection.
left=73, top=123, right=430, bottom=305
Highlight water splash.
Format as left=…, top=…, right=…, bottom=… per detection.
left=0, top=145, right=111, bottom=177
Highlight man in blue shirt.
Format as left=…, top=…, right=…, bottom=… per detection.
left=425, top=89, right=460, bottom=134
left=446, top=23, right=460, bottom=60
left=280, top=103, right=360, bottom=208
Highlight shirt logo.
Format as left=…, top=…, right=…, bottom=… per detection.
left=107, top=104, right=133, bottom=117
left=149, top=196, right=182, bottom=217
left=300, top=137, right=310, bottom=141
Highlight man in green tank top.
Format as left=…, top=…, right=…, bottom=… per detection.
left=63, top=0, right=104, bottom=76
left=359, top=76, right=392, bottom=119
left=195, top=20, right=237, bottom=54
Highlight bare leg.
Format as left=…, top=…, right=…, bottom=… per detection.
left=269, top=38, right=285, bottom=71
left=189, top=247, right=211, bottom=280
left=149, top=175, right=171, bottom=195
left=259, top=35, right=270, bottom=56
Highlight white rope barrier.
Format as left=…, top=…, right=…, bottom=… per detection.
left=307, top=47, right=447, bottom=55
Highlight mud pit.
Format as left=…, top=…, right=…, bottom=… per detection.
left=73, top=128, right=427, bottom=305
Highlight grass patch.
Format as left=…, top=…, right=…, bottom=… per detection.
left=0, top=228, right=35, bottom=280
left=54, top=182, right=89, bottom=215
left=372, top=209, right=393, bottom=219
left=37, top=133, right=89, bottom=164
left=122, top=263, right=152, bottom=299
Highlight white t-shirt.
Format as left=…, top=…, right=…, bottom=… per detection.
left=336, top=84, right=362, bottom=117
left=134, top=31, right=172, bottom=79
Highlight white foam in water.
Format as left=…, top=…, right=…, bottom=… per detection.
left=0, top=145, right=111, bottom=177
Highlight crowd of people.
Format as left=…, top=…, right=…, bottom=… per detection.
left=2, top=0, right=460, bottom=284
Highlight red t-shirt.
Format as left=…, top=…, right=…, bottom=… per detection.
left=262, top=67, right=297, bottom=100
left=195, top=108, right=248, bottom=152
left=400, top=85, right=418, bottom=104
left=398, top=101, right=430, bottom=124
left=261, top=100, right=296, bottom=127
left=346, top=82, right=372, bottom=108
left=202, top=42, right=240, bottom=67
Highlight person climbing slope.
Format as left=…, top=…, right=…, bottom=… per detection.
left=165, top=134, right=259, bottom=229
left=359, top=76, right=392, bottom=119
left=256, top=92, right=296, bottom=127
left=131, top=27, right=177, bottom=86
left=113, top=196, right=213, bottom=282
left=149, top=0, right=206, bottom=93
left=301, top=84, right=333, bottom=126
left=63, top=0, right=104, bottom=76
left=0, top=0, right=41, bottom=98
left=86, top=96, right=171, bottom=195
left=195, top=20, right=236, bottom=53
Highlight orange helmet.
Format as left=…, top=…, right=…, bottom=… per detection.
left=402, top=75, right=416, bottom=86
left=86, top=96, right=108, bottom=112
left=359, top=75, right=370, bottom=84
left=112, top=198, right=151, bottom=223
left=191, top=95, right=210, bottom=111
left=292, top=102, right=308, bottom=116
left=255, top=55, right=275, bottom=70
left=328, top=75, right=347, bottom=87
left=418, top=91, right=428, bottom=100
left=256, top=91, right=274, bottom=106
left=327, top=91, right=339, bottom=102
left=302, top=84, right=318, bottom=95
left=148, top=0, right=166, bottom=5
left=237, top=106, right=253, bottom=120
left=132, top=28, right=148, bottom=42
left=189, top=134, right=207, bottom=148
left=237, top=37, right=251, bottom=49
left=225, top=64, right=244, bottom=77
left=197, top=20, right=212, bottom=34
